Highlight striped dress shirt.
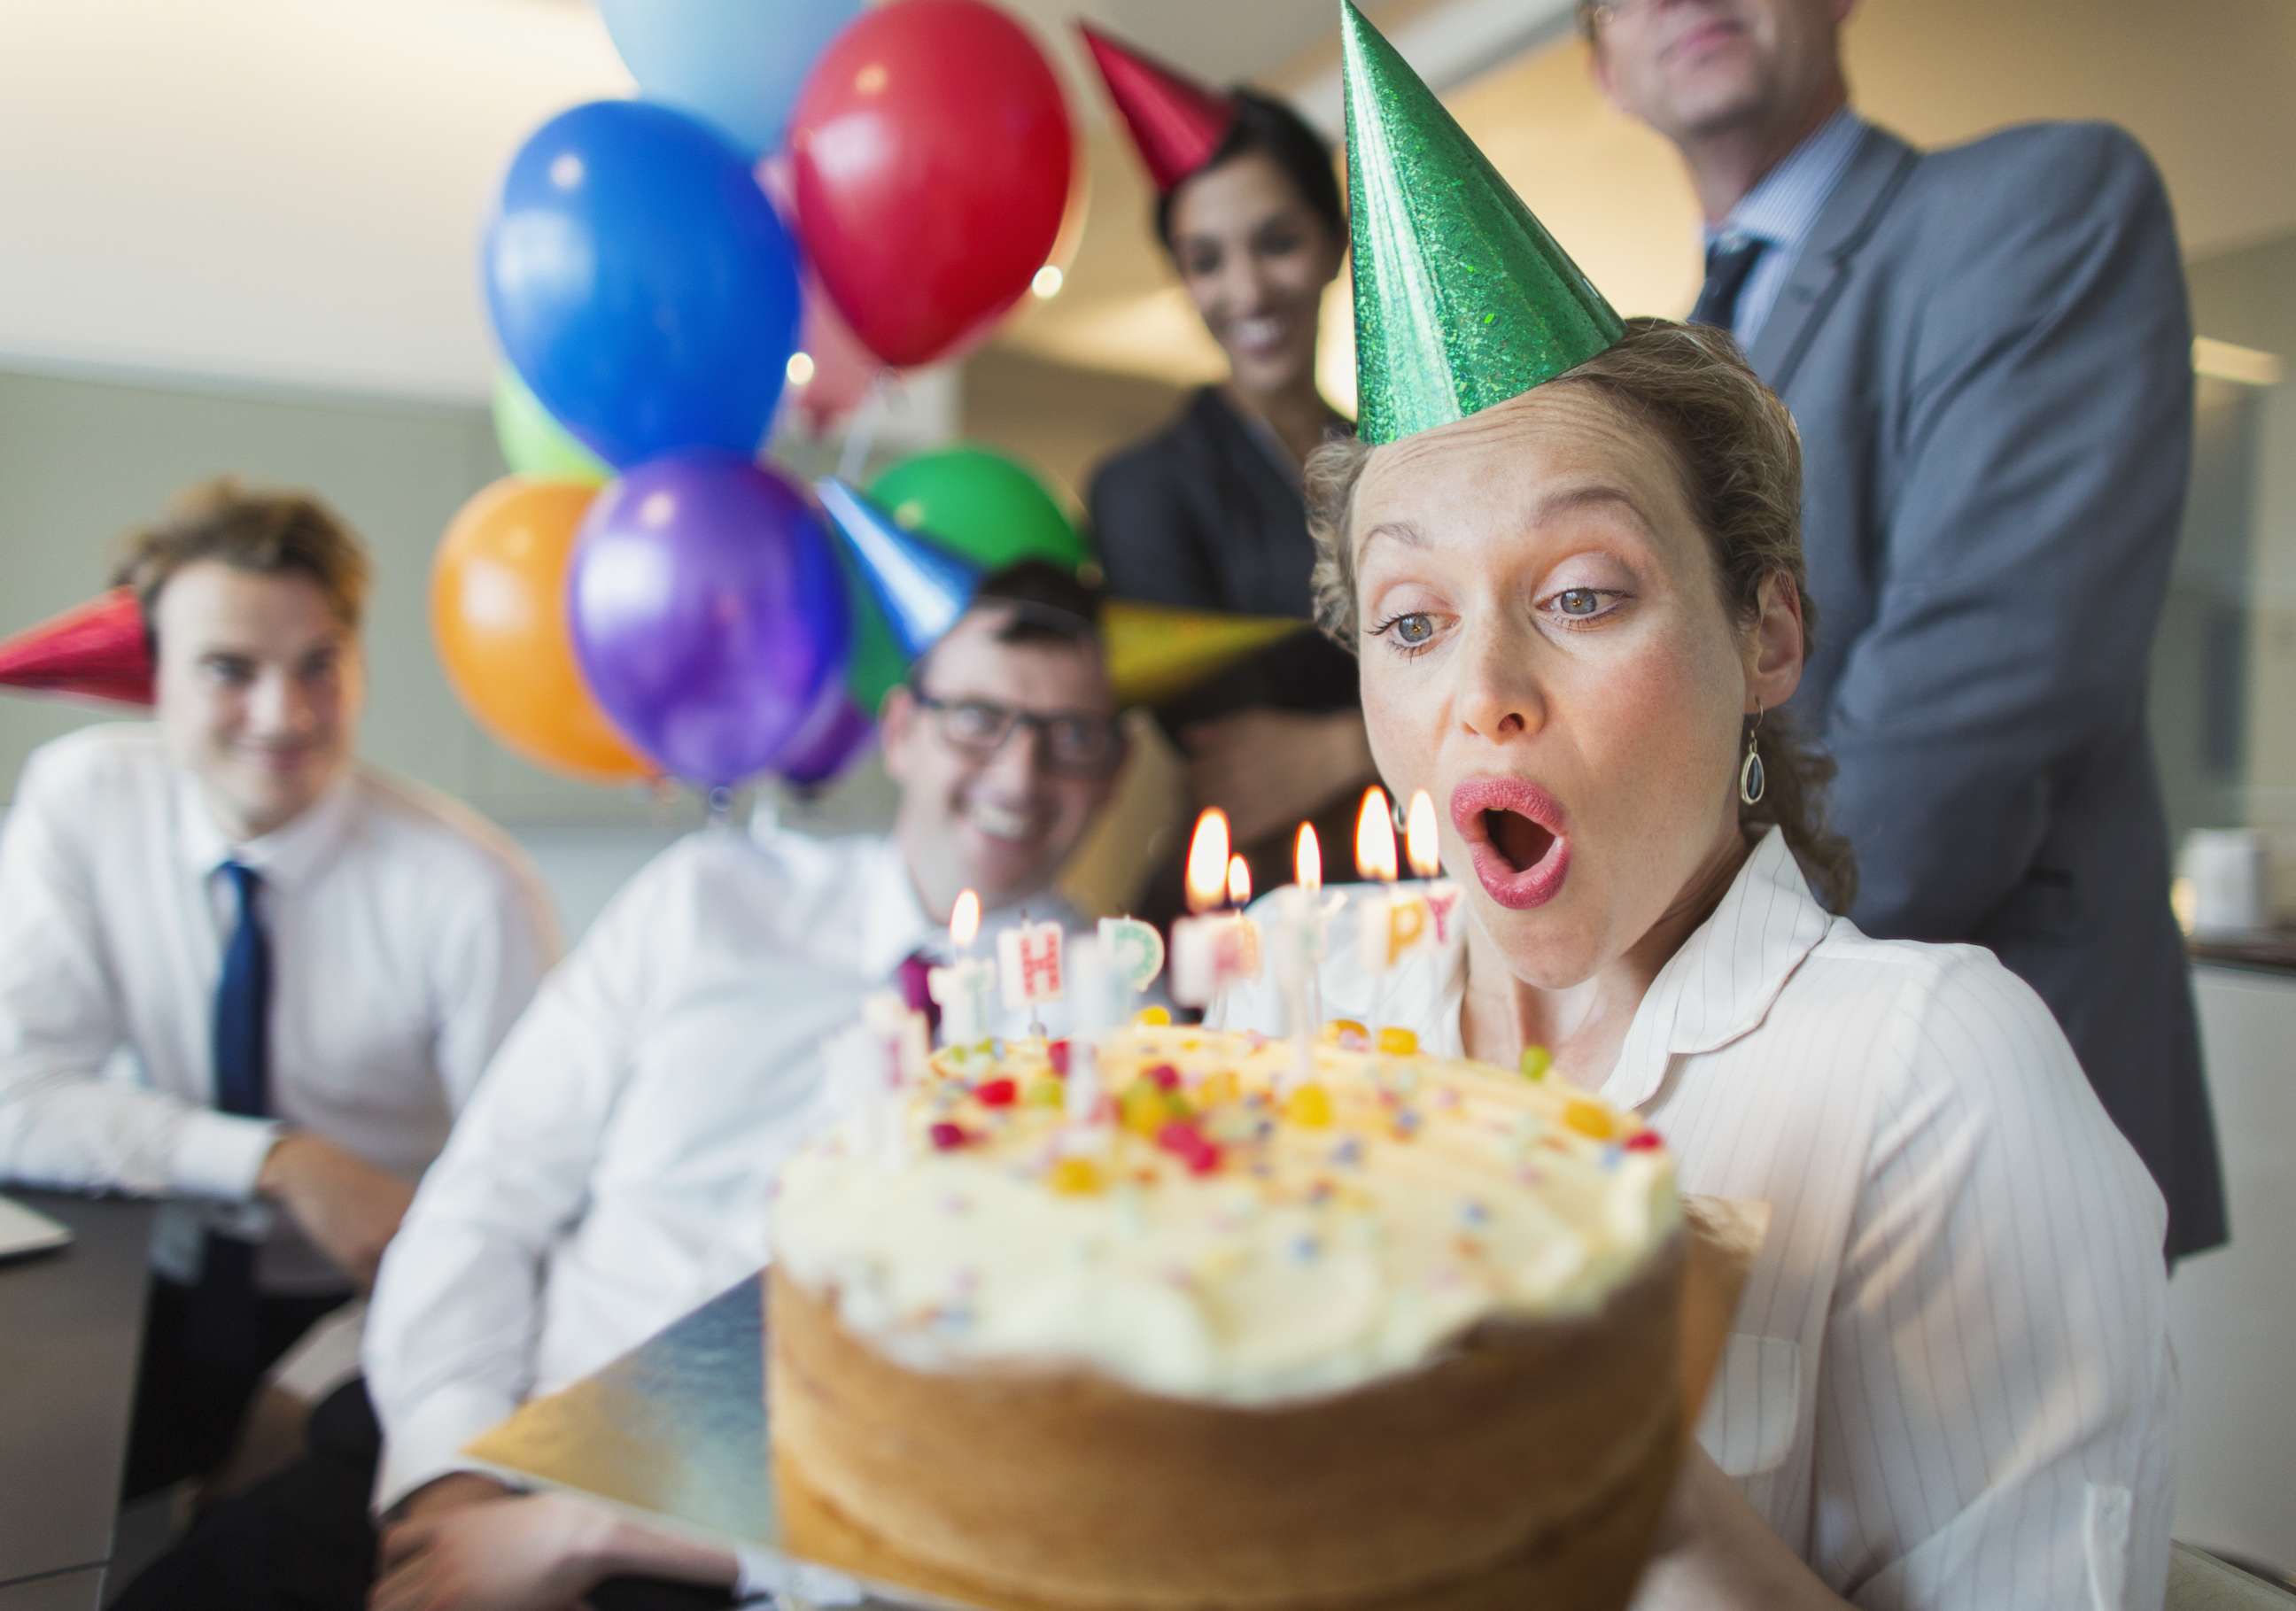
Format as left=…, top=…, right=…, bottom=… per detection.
left=1216, top=828, right=2175, bottom=1608
left=1705, top=106, right=1869, bottom=348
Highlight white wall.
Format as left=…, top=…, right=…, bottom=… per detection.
left=0, top=0, right=630, bottom=403
left=2170, top=964, right=2296, bottom=1570
left=0, top=361, right=690, bottom=828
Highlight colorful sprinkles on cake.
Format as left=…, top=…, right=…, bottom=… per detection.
left=772, top=1020, right=1680, bottom=1405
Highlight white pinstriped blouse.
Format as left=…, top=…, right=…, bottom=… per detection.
left=1217, top=828, right=2175, bottom=1609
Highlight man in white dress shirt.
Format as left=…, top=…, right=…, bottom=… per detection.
left=114, top=562, right=1129, bottom=1611
left=0, top=478, right=558, bottom=1498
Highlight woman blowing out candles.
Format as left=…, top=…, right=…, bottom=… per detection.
left=1218, top=11, right=2175, bottom=1609
left=1079, top=26, right=1374, bottom=922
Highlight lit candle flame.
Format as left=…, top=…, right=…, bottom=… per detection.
left=1227, top=855, right=1252, bottom=908
left=950, top=888, right=981, bottom=949
left=1406, top=790, right=1441, bottom=879
left=1184, top=808, right=1231, bottom=914
left=1354, top=785, right=1397, bottom=883
left=1295, top=822, right=1322, bottom=895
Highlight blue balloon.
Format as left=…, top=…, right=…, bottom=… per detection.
left=601, top=0, right=866, bottom=157
left=485, top=100, right=801, bottom=469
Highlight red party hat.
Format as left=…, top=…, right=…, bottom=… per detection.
left=0, top=588, right=155, bottom=706
left=1077, top=22, right=1237, bottom=194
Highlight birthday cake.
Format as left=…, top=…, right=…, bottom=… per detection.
left=769, top=1020, right=1689, bottom=1609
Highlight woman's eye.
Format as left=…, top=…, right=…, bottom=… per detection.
left=1542, top=587, right=1625, bottom=623
left=1369, top=611, right=1441, bottom=654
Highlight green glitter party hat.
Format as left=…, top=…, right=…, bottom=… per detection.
left=1340, top=0, right=1625, bottom=445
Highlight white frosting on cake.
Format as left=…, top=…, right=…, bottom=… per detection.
left=772, top=1024, right=1678, bottom=1405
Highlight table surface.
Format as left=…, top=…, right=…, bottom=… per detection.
left=465, top=1274, right=954, bottom=1610
left=0, top=1191, right=154, bottom=1603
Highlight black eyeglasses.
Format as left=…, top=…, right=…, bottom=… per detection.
left=910, top=690, right=1125, bottom=778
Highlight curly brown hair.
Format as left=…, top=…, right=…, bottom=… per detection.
left=1305, top=317, right=1857, bottom=910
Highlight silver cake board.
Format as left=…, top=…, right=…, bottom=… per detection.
left=461, top=1273, right=980, bottom=1611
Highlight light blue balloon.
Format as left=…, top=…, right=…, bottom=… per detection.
left=601, top=0, right=868, bottom=158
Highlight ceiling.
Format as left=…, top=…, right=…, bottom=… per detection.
left=1005, top=0, right=2296, bottom=398
left=0, top=0, right=2289, bottom=406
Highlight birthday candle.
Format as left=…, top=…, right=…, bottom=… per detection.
left=1406, top=790, right=1465, bottom=944
left=1354, top=786, right=1431, bottom=972
left=997, top=920, right=1066, bottom=1016
left=927, top=889, right=998, bottom=1050
left=1269, top=823, right=1328, bottom=1089
left=1168, top=809, right=1259, bottom=1010
left=1062, top=936, right=1129, bottom=1146
left=840, top=988, right=928, bottom=1166
left=1225, top=856, right=1263, bottom=978
left=1097, top=915, right=1166, bottom=1004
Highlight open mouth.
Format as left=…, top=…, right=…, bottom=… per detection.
left=1449, top=777, right=1571, bottom=910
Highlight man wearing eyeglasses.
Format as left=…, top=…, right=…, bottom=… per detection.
left=1580, top=0, right=2224, bottom=1274
left=116, top=562, right=1131, bottom=1611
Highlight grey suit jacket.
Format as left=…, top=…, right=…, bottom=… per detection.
left=1752, top=120, right=2225, bottom=1258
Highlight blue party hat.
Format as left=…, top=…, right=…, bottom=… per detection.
left=816, top=477, right=984, bottom=662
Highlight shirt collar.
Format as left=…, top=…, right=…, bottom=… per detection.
left=175, top=767, right=358, bottom=890
left=1599, top=827, right=1835, bottom=1111
left=1704, top=105, right=1869, bottom=255
left=849, top=835, right=1086, bottom=982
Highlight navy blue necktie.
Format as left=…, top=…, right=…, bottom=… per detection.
left=1691, top=235, right=1768, bottom=337
left=213, top=861, right=271, bottom=1121
left=200, top=861, right=270, bottom=1316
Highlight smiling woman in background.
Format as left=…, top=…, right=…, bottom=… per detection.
left=1079, top=27, right=1373, bottom=920
left=1219, top=13, right=2176, bottom=1608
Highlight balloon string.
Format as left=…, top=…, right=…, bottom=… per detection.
left=836, top=370, right=894, bottom=483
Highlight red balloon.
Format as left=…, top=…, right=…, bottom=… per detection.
left=757, top=154, right=887, bottom=435
left=787, top=0, right=1074, bottom=369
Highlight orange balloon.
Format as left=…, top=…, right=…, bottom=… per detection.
left=431, top=477, right=652, bottom=783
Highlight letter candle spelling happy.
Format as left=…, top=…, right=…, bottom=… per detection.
left=1354, top=786, right=1431, bottom=972
left=1169, top=809, right=1260, bottom=1013
left=1407, top=789, right=1464, bottom=944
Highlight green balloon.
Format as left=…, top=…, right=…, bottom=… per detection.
left=866, top=447, right=1089, bottom=574
left=492, top=368, right=610, bottom=485
left=845, top=447, right=1092, bottom=711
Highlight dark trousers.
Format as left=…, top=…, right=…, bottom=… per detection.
left=112, top=1381, right=740, bottom=1611
left=122, top=1266, right=350, bottom=1499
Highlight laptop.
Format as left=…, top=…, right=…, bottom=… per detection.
left=0, top=1194, right=73, bottom=1261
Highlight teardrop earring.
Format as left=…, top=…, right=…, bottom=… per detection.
left=1740, top=703, right=1767, bottom=807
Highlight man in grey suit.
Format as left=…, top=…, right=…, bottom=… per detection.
left=1585, top=0, right=2225, bottom=1259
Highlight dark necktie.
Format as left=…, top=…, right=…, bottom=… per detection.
left=1690, top=235, right=1768, bottom=337
left=896, top=950, right=942, bottom=1038
left=213, top=861, right=271, bottom=1121
left=201, top=860, right=270, bottom=1313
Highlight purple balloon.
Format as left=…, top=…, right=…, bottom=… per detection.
left=774, top=682, right=874, bottom=788
left=570, top=451, right=850, bottom=788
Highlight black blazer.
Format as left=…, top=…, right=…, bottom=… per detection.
left=1086, top=388, right=1361, bottom=730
